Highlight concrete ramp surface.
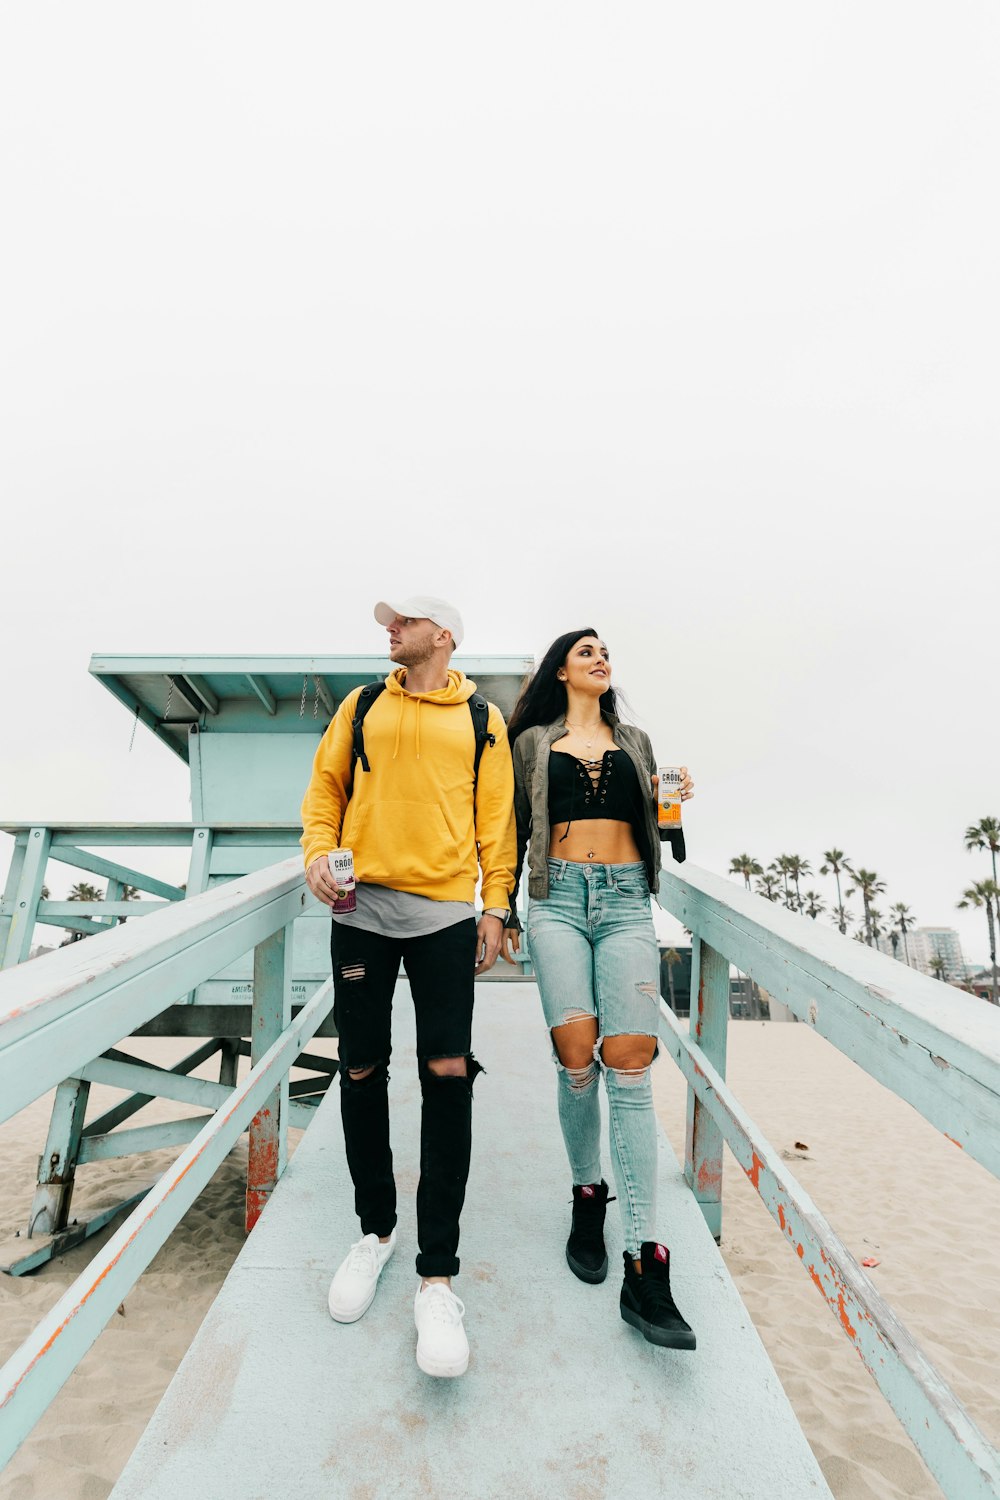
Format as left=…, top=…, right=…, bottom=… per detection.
left=110, top=986, right=832, bottom=1500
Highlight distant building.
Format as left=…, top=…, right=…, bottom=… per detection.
left=967, top=969, right=999, bottom=1003
left=900, top=927, right=968, bottom=982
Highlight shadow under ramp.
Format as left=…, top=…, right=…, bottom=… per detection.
left=110, top=985, right=831, bottom=1500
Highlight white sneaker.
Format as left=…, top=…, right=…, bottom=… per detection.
left=328, top=1230, right=396, bottom=1322
left=414, top=1282, right=470, bottom=1377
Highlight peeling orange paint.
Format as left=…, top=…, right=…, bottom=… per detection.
left=837, top=1291, right=857, bottom=1340
left=944, top=1134, right=964, bottom=1149
left=777, top=1203, right=786, bottom=1232
left=746, top=1151, right=764, bottom=1189
left=696, top=1159, right=722, bottom=1193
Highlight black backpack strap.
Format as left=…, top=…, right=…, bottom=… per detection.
left=469, top=694, right=495, bottom=781
left=351, top=682, right=387, bottom=773
left=353, top=683, right=495, bottom=783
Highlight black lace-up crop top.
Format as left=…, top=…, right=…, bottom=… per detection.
left=547, top=748, right=645, bottom=840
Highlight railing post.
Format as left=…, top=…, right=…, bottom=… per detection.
left=1, top=827, right=51, bottom=969
left=684, top=936, right=730, bottom=1242
left=246, top=922, right=292, bottom=1231
left=28, top=1078, right=91, bottom=1235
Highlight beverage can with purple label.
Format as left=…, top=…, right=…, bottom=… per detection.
left=327, top=849, right=357, bottom=913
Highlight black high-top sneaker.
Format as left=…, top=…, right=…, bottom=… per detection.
left=620, top=1243, right=697, bottom=1349
left=566, top=1181, right=612, bottom=1283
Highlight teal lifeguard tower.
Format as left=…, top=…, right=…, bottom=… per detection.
left=2, top=653, right=999, bottom=1498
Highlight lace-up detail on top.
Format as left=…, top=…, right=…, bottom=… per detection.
left=548, top=748, right=643, bottom=838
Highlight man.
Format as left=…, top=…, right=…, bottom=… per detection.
left=301, top=596, right=516, bottom=1377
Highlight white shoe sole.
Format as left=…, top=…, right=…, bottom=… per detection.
left=416, top=1346, right=470, bottom=1378
left=328, top=1286, right=377, bottom=1324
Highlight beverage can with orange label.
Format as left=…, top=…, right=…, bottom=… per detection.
left=657, top=766, right=684, bottom=829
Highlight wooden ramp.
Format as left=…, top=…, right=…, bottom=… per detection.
left=110, top=986, right=832, bottom=1500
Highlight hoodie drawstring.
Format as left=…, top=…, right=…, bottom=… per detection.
left=392, top=694, right=404, bottom=760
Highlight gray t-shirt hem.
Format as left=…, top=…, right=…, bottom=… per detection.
left=331, top=882, right=475, bottom=940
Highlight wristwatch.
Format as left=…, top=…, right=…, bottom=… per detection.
left=483, top=907, right=510, bottom=922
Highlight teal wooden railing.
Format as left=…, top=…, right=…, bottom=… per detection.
left=0, top=859, right=332, bottom=1468
left=657, top=862, right=1000, bottom=1500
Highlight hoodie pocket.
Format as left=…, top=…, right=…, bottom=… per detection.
left=348, top=801, right=466, bottom=886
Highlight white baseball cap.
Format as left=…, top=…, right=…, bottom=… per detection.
left=374, top=595, right=465, bottom=648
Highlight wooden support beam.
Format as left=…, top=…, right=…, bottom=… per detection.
left=0, top=836, right=28, bottom=961
left=245, top=674, right=277, bottom=715
left=39, top=902, right=169, bottom=919
left=82, top=1039, right=223, bottom=1137
left=79, top=1116, right=212, bottom=1163
left=247, top=926, right=292, bottom=1229
left=181, top=674, right=220, bottom=715
left=0, top=1190, right=151, bottom=1277
left=684, top=938, right=729, bottom=1241
left=1, top=827, right=51, bottom=969
left=27, top=1078, right=90, bottom=1236
left=44, top=846, right=184, bottom=900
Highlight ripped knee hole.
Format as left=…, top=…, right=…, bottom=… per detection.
left=563, top=1062, right=599, bottom=1092
left=607, top=1066, right=650, bottom=1088
left=339, top=963, right=365, bottom=982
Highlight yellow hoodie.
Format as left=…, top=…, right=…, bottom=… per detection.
left=300, top=669, right=516, bottom=908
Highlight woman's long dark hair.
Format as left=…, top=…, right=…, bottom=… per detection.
left=507, top=628, right=624, bottom=746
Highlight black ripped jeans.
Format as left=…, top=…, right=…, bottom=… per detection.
left=330, top=918, right=481, bottom=1279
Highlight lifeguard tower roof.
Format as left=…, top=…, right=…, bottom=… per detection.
left=89, top=654, right=534, bottom=765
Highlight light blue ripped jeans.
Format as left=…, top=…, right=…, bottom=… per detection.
left=527, top=859, right=661, bottom=1257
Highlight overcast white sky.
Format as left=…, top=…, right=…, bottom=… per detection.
left=2, top=4, right=997, bottom=963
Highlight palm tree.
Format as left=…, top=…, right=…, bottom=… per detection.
left=118, top=884, right=141, bottom=925
left=830, top=902, right=852, bottom=934
left=755, top=871, right=782, bottom=903
left=845, top=867, right=886, bottom=947
left=772, top=856, right=797, bottom=910
left=820, top=849, right=850, bottom=933
left=785, top=856, right=812, bottom=912
left=869, top=907, right=886, bottom=953
left=889, top=902, right=915, bottom=965
left=965, top=817, right=1000, bottom=889
left=957, top=880, right=1000, bottom=1006
left=729, top=854, right=763, bottom=890
left=802, top=890, right=825, bottom=920
left=66, top=881, right=104, bottom=942
left=928, top=954, right=948, bottom=982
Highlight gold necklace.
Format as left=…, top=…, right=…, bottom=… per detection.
left=565, top=718, right=603, bottom=750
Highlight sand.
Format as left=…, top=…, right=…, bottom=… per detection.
left=2, top=1022, right=999, bottom=1499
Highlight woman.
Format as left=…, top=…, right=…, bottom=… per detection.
left=500, top=628, right=696, bottom=1350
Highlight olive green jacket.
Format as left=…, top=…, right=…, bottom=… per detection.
left=508, top=715, right=662, bottom=927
